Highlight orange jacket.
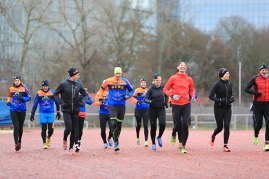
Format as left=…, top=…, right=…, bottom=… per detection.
left=164, top=73, right=195, bottom=105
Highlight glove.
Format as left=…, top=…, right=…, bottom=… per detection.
left=56, top=112, right=61, bottom=120
left=137, top=101, right=142, bottom=105
left=256, top=92, right=262, bottom=97
left=124, top=95, right=130, bottom=100
left=7, top=102, right=11, bottom=106
left=169, top=101, right=172, bottom=107
left=164, top=103, right=168, bottom=108
left=30, top=115, right=34, bottom=122
left=229, top=96, right=234, bottom=103
left=79, top=101, right=85, bottom=107
left=17, top=96, right=23, bottom=102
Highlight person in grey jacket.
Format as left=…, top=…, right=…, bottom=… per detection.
left=53, top=67, right=88, bottom=155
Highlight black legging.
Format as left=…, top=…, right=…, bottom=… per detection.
left=253, top=103, right=269, bottom=140
left=63, top=112, right=79, bottom=149
left=212, top=107, right=232, bottom=144
left=41, top=123, right=54, bottom=143
left=134, top=109, right=149, bottom=141
left=148, top=107, right=166, bottom=145
left=108, top=106, right=125, bottom=143
left=172, top=104, right=190, bottom=146
left=78, top=117, right=85, bottom=141
left=10, top=111, right=26, bottom=144
left=99, top=114, right=112, bottom=143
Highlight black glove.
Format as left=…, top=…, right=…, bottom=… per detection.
left=124, top=95, right=130, bottom=100
left=79, top=101, right=84, bottom=107
left=56, top=112, right=61, bottom=120
left=229, top=96, right=234, bottom=103
left=7, top=102, right=11, bottom=106
left=169, top=101, right=172, bottom=107
left=17, top=96, right=23, bottom=102
left=30, top=115, right=34, bottom=122
left=256, top=92, right=262, bottom=97
left=137, top=101, right=142, bottom=105
left=164, top=103, right=168, bottom=108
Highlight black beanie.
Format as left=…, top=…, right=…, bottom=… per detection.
left=153, top=74, right=161, bottom=80
left=41, top=80, right=49, bottom=86
left=140, top=78, right=146, bottom=82
left=259, top=64, right=268, bottom=71
left=68, top=67, right=79, bottom=77
left=218, top=68, right=228, bottom=78
left=14, top=75, right=21, bottom=80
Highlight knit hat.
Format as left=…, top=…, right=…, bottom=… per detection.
left=68, top=67, right=79, bottom=77
left=153, top=74, right=161, bottom=80
left=218, top=68, right=228, bottom=78
left=41, top=80, right=49, bottom=86
left=114, top=67, right=122, bottom=74
left=140, top=78, right=146, bottom=82
left=14, top=75, right=21, bottom=80
left=259, top=64, right=268, bottom=71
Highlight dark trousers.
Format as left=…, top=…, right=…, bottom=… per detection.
left=40, top=123, right=54, bottom=143
left=213, top=107, right=231, bottom=144
left=108, top=106, right=126, bottom=143
left=172, top=104, right=190, bottom=146
left=99, top=113, right=112, bottom=143
left=10, top=111, right=26, bottom=144
left=78, top=117, right=85, bottom=141
left=63, top=112, right=79, bottom=149
left=134, top=109, right=149, bottom=141
left=253, top=103, right=269, bottom=140
left=148, top=107, right=166, bottom=144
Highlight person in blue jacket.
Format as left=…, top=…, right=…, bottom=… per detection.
left=7, top=75, right=31, bottom=151
left=76, top=88, right=92, bottom=152
left=30, top=80, right=61, bottom=149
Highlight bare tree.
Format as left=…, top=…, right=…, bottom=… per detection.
left=0, top=0, right=53, bottom=75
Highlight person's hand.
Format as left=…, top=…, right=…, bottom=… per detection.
left=30, top=115, right=34, bottom=122
left=169, top=101, right=172, bottom=107
left=56, top=112, right=61, bottom=120
left=137, top=101, right=142, bottom=105
left=79, top=101, right=84, bottom=107
left=99, top=99, right=105, bottom=106
left=124, top=95, right=130, bottom=100
left=229, top=96, right=234, bottom=103
left=7, top=102, right=11, bottom=106
left=256, top=92, right=262, bottom=97
left=164, top=103, right=168, bottom=108
left=17, top=96, right=23, bottom=102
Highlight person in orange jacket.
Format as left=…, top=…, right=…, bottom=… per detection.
left=131, top=78, right=149, bottom=147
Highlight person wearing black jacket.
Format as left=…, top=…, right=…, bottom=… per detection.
left=144, top=74, right=168, bottom=151
left=53, top=67, right=88, bottom=155
left=209, top=68, right=234, bottom=152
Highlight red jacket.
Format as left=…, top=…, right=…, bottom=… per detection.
left=164, top=73, right=195, bottom=105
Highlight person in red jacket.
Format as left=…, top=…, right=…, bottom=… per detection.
left=164, top=62, right=195, bottom=154
left=245, top=64, right=269, bottom=151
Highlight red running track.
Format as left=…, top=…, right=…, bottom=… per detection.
left=0, top=128, right=268, bottom=179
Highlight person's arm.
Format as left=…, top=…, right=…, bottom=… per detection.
left=163, top=77, right=172, bottom=97
left=22, top=86, right=31, bottom=102
left=189, top=78, right=195, bottom=99
left=244, top=76, right=257, bottom=95
left=208, top=81, right=221, bottom=102
left=126, top=79, right=134, bottom=97
left=86, top=95, right=93, bottom=105
left=144, top=86, right=152, bottom=104
left=131, top=89, right=139, bottom=104
left=31, top=93, right=39, bottom=115
left=53, top=82, right=64, bottom=105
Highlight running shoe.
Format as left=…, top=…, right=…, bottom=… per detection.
left=170, top=135, right=176, bottom=145
left=156, top=137, right=163, bottom=147
left=114, top=142, right=120, bottom=151
left=253, top=136, right=258, bottom=146
left=180, top=146, right=187, bottom=154
left=108, top=138, right=113, bottom=147
left=136, top=138, right=140, bottom=145
left=62, top=139, right=67, bottom=150
left=223, top=146, right=231, bottom=152
left=103, top=143, right=108, bottom=149
left=75, top=144, right=80, bottom=152
left=152, top=144, right=156, bottom=151
left=210, top=135, right=215, bottom=146
left=69, top=148, right=75, bottom=155
left=144, top=141, right=149, bottom=147
left=263, top=144, right=269, bottom=151
left=46, top=137, right=51, bottom=147
left=43, top=143, right=48, bottom=149
left=15, top=143, right=21, bottom=151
